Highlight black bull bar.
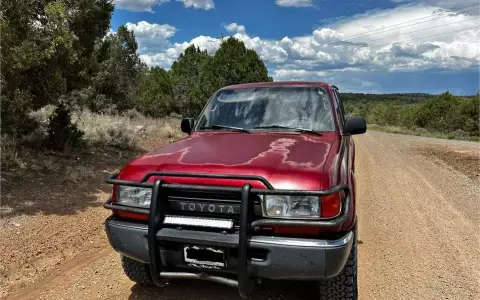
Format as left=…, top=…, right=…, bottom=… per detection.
left=104, top=171, right=351, bottom=298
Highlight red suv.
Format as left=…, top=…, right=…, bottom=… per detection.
left=104, top=81, right=366, bottom=300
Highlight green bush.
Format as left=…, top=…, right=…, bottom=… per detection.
left=46, top=103, right=84, bottom=150
left=0, top=90, right=38, bottom=136
left=135, top=67, right=174, bottom=117
left=345, top=92, right=480, bottom=139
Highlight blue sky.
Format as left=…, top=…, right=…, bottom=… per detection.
left=112, top=0, right=480, bottom=94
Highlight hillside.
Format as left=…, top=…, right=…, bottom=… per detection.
left=341, top=92, right=479, bottom=140
left=341, top=93, right=436, bottom=104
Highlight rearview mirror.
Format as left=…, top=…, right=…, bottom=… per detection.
left=343, top=117, right=367, bottom=135
left=181, top=117, right=195, bottom=135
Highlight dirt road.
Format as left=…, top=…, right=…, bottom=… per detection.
left=1, top=131, right=479, bottom=300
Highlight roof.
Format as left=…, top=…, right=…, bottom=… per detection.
left=222, top=81, right=332, bottom=90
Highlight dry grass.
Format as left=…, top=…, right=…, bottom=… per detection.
left=1, top=108, right=184, bottom=172
left=28, top=104, right=55, bottom=125
left=0, top=135, right=27, bottom=170
left=63, top=165, right=97, bottom=183
left=73, top=110, right=183, bottom=149
left=368, top=124, right=480, bottom=141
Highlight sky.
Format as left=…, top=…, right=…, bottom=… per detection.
left=111, top=0, right=480, bottom=95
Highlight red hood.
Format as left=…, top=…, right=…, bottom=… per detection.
left=119, top=132, right=339, bottom=190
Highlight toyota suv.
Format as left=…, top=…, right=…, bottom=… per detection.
left=103, top=81, right=366, bottom=300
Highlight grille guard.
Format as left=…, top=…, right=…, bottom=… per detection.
left=104, top=171, right=351, bottom=298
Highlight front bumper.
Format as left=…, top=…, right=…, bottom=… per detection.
left=105, top=217, right=354, bottom=280
left=104, top=171, right=353, bottom=298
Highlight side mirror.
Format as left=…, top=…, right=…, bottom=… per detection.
left=181, top=117, right=194, bottom=134
left=343, top=117, right=367, bottom=135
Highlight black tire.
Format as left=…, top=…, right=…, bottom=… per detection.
left=318, top=231, right=358, bottom=300
left=121, top=255, right=154, bottom=285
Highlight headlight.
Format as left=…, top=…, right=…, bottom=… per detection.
left=116, top=185, right=152, bottom=208
left=262, top=195, right=320, bottom=219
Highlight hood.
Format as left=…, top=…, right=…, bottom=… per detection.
left=119, top=132, right=338, bottom=190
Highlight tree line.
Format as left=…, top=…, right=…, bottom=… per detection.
left=1, top=0, right=271, bottom=149
left=343, top=92, right=480, bottom=138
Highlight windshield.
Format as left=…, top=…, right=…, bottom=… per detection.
left=195, top=87, right=335, bottom=132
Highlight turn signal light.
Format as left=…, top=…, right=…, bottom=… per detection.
left=320, top=192, right=342, bottom=218
left=114, top=210, right=149, bottom=221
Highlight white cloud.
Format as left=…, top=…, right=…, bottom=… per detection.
left=140, top=35, right=222, bottom=67
left=420, top=0, right=480, bottom=10
left=231, top=30, right=289, bottom=63
left=330, top=4, right=480, bottom=46
left=312, top=28, right=343, bottom=42
left=274, top=69, right=327, bottom=80
left=177, top=0, right=215, bottom=10
left=140, top=53, right=175, bottom=68
left=276, top=0, right=313, bottom=7
left=389, top=42, right=440, bottom=58
left=133, top=2, right=479, bottom=90
left=391, top=0, right=479, bottom=7
left=175, top=35, right=223, bottom=55
left=225, top=23, right=246, bottom=34
left=114, top=0, right=215, bottom=12
left=114, top=0, right=170, bottom=12
left=126, top=21, right=177, bottom=53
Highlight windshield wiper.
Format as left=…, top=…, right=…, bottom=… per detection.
left=253, top=125, right=322, bottom=136
left=200, top=124, right=251, bottom=133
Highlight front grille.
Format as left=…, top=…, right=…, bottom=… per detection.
left=166, top=189, right=262, bottom=220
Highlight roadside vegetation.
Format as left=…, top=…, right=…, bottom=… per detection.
left=1, top=0, right=478, bottom=173
left=343, top=92, right=480, bottom=141
left=1, top=109, right=183, bottom=171
left=1, top=0, right=271, bottom=171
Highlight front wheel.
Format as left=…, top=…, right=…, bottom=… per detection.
left=121, top=255, right=154, bottom=285
left=318, top=230, right=358, bottom=300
